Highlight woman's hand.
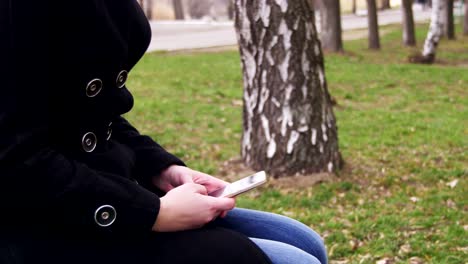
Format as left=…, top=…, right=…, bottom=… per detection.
left=152, top=183, right=235, bottom=232
left=154, top=165, right=229, bottom=194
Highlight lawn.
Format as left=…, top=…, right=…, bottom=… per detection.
left=126, top=23, right=467, bottom=263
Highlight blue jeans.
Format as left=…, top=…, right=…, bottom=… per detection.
left=213, top=208, right=328, bottom=264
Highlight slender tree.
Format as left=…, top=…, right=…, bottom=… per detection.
left=465, top=0, right=468, bottom=35
left=352, top=0, right=357, bottom=14
left=234, top=0, right=342, bottom=177
left=445, top=0, right=455, bottom=39
left=172, top=0, right=185, bottom=20
left=145, top=0, right=153, bottom=20
left=410, top=0, right=446, bottom=63
left=320, top=0, right=343, bottom=52
left=380, top=0, right=391, bottom=9
left=402, top=0, right=416, bottom=46
left=367, top=0, right=380, bottom=49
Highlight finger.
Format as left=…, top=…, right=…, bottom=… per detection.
left=180, top=173, right=194, bottom=184
left=188, top=183, right=208, bottom=195
left=210, top=197, right=235, bottom=211
left=219, top=210, right=228, bottom=218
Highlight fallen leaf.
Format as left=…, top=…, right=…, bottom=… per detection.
left=446, top=179, right=458, bottom=188
left=376, top=257, right=394, bottom=264
left=409, top=256, right=425, bottom=264
left=398, top=243, right=411, bottom=255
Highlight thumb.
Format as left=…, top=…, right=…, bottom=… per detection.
left=211, top=197, right=236, bottom=211
left=186, top=183, right=208, bottom=195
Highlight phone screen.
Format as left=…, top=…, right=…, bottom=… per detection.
left=209, top=171, right=267, bottom=198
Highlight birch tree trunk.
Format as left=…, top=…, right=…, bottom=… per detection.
left=320, top=0, right=343, bottom=52
left=465, top=0, right=468, bottom=35
left=234, top=0, right=342, bottom=177
left=367, top=0, right=381, bottom=49
left=402, top=0, right=416, bottom=46
left=173, top=0, right=185, bottom=20
left=421, top=0, right=446, bottom=62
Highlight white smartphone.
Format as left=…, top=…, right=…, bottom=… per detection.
left=208, top=171, right=267, bottom=198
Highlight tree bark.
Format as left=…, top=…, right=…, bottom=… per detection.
left=145, top=0, right=153, bottom=20
left=465, top=0, right=468, bottom=35
left=352, top=0, right=357, bottom=14
left=234, top=0, right=342, bottom=177
left=367, top=0, right=381, bottom=49
left=320, top=0, right=343, bottom=52
left=445, top=0, right=455, bottom=39
left=380, top=0, right=391, bottom=9
left=172, top=0, right=185, bottom=20
left=402, top=0, right=416, bottom=46
left=421, top=0, right=445, bottom=62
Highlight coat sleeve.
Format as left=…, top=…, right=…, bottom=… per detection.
left=0, top=0, right=160, bottom=236
left=111, top=116, right=185, bottom=187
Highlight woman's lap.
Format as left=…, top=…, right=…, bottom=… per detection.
left=213, top=208, right=328, bottom=264
left=251, top=238, right=322, bottom=264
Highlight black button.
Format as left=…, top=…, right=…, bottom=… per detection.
left=94, top=205, right=116, bottom=227
left=116, top=70, right=128, bottom=88
left=81, top=132, right=97, bottom=153
left=86, top=79, right=103, bottom=97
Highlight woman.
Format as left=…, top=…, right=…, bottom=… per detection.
left=0, top=0, right=327, bottom=263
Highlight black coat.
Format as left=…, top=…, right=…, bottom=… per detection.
left=0, top=1, right=270, bottom=263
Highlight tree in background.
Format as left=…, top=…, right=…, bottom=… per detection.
left=320, top=0, right=343, bottom=52
left=352, top=0, right=357, bottom=14
left=172, top=0, right=185, bottom=20
left=234, top=0, right=342, bottom=177
left=367, top=0, right=381, bottom=49
left=465, top=0, right=468, bottom=35
left=380, top=0, right=391, bottom=9
left=410, top=0, right=446, bottom=63
left=444, top=0, right=455, bottom=39
left=402, top=0, right=416, bottom=46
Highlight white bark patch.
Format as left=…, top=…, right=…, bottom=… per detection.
left=311, top=128, right=317, bottom=145
left=314, top=42, right=321, bottom=56
left=328, top=162, right=333, bottom=172
left=274, top=0, right=288, bottom=13
left=281, top=105, right=292, bottom=137
left=266, top=36, right=278, bottom=66
left=261, top=115, right=271, bottom=142
left=298, top=125, right=308, bottom=132
left=293, top=18, right=299, bottom=31
left=239, top=6, right=252, bottom=43
left=243, top=50, right=257, bottom=88
left=267, top=135, right=276, bottom=158
left=287, top=131, right=300, bottom=154
left=278, top=51, right=290, bottom=82
left=272, top=97, right=281, bottom=108
left=321, top=123, right=328, bottom=142
left=319, top=143, right=324, bottom=153
left=318, top=65, right=325, bottom=87
left=258, top=70, right=270, bottom=113
left=301, top=44, right=310, bottom=99
left=280, top=84, right=294, bottom=136
left=278, top=19, right=292, bottom=51
left=260, top=1, right=271, bottom=27
left=305, top=21, right=315, bottom=40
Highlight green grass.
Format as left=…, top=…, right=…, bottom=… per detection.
left=127, top=23, right=467, bottom=263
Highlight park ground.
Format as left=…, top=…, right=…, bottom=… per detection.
left=126, top=22, right=467, bottom=263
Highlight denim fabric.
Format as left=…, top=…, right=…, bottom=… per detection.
left=213, top=208, right=328, bottom=264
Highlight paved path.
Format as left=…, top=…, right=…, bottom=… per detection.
left=148, top=6, right=432, bottom=52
